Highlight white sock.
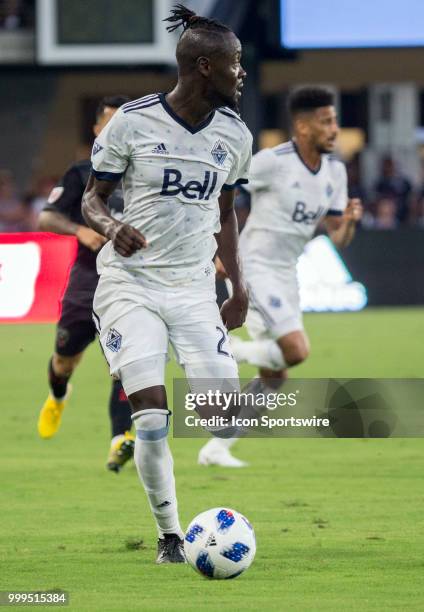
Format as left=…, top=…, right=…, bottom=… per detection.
left=232, top=338, right=286, bottom=370
left=133, top=409, right=183, bottom=540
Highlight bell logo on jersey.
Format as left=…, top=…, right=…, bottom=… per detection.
left=292, top=201, right=325, bottom=225
left=160, top=169, right=218, bottom=201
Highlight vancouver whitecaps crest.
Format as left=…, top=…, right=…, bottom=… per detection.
left=211, top=140, right=228, bottom=166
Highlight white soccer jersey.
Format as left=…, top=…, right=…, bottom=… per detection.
left=239, top=140, right=347, bottom=270
left=91, top=93, right=252, bottom=287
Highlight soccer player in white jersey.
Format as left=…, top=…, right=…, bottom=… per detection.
left=82, top=4, right=252, bottom=563
left=198, top=86, right=363, bottom=466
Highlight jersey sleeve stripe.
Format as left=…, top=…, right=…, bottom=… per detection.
left=326, top=209, right=343, bottom=216
left=274, top=143, right=294, bottom=155
left=123, top=95, right=159, bottom=109
left=123, top=100, right=161, bottom=113
left=92, top=169, right=124, bottom=181
left=217, top=108, right=244, bottom=123
left=222, top=178, right=249, bottom=191
left=328, top=154, right=342, bottom=162
left=122, top=94, right=159, bottom=111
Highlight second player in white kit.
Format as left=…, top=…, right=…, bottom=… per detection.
left=238, top=140, right=347, bottom=362
left=231, top=87, right=363, bottom=377
left=198, top=87, right=363, bottom=466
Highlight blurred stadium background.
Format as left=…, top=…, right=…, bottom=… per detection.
left=1, top=2, right=423, bottom=609
left=2, top=0, right=424, bottom=318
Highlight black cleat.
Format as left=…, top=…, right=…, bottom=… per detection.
left=156, top=534, right=186, bottom=564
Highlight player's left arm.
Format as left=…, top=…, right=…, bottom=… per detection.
left=325, top=198, right=363, bottom=248
left=215, top=189, right=248, bottom=331
left=215, top=128, right=253, bottom=329
left=324, top=161, right=363, bottom=248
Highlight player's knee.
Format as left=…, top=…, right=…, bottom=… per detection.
left=285, top=343, right=309, bottom=366
left=128, top=386, right=168, bottom=414
left=132, top=407, right=171, bottom=441
left=280, top=336, right=310, bottom=366
left=52, top=353, right=80, bottom=376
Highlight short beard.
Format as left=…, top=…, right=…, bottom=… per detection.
left=213, top=92, right=240, bottom=114
left=317, top=144, right=334, bottom=155
left=226, top=96, right=240, bottom=114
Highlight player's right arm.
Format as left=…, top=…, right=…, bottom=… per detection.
left=324, top=162, right=363, bottom=248
left=82, top=175, right=146, bottom=257
left=82, top=108, right=146, bottom=257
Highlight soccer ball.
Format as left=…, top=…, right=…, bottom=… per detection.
left=184, top=507, right=256, bottom=579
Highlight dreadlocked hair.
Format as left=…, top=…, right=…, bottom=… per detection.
left=164, top=3, right=231, bottom=34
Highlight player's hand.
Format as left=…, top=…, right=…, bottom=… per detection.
left=220, top=285, right=249, bottom=331
left=110, top=222, right=147, bottom=257
left=345, top=198, right=363, bottom=223
left=76, top=226, right=108, bottom=251
left=214, top=256, right=228, bottom=279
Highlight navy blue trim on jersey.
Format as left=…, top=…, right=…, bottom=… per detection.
left=122, top=94, right=157, bottom=107
left=222, top=178, right=249, bottom=191
left=123, top=99, right=160, bottom=113
left=159, top=93, right=215, bottom=134
left=123, top=98, right=159, bottom=110
left=326, top=209, right=343, bottom=216
left=292, top=140, right=322, bottom=175
left=328, top=153, right=341, bottom=163
left=217, top=108, right=243, bottom=123
left=92, top=310, right=101, bottom=333
left=122, top=94, right=159, bottom=111
left=92, top=169, right=124, bottom=181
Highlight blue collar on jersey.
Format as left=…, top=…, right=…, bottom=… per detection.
left=159, top=93, right=216, bottom=135
left=291, top=139, right=322, bottom=176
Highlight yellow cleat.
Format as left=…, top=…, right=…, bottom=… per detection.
left=107, top=431, right=135, bottom=473
left=37, top=386, right=71, bottom=439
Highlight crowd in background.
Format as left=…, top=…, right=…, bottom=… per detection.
left=346, top=155, right=423, bottom=230
left=2, top=154, right=424, bottom=233
left=0, top=0, right=34, bottom=30
left=0, top=170, right=57, bottom=233
left=1, top=2, right=423, bottom=233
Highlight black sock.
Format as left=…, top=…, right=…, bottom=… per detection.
left=109, top=379, right=132, bottom=438
left=48, top=358, right=70, bottom=399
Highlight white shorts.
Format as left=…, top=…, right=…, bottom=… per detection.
left=231, top=268, right=303, bottom=341
left=93, top=273, right=239, bottom=395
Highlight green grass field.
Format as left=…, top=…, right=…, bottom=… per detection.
left=1, top=308, right=423, bottom=611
